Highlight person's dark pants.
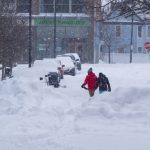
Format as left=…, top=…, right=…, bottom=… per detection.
left=88, top=89, right=95, bottom=97
left=99, top=90, right=105, bottom=94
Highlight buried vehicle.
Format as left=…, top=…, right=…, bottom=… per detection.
left=56, top=56, right=76, bottom=76
left=37, top=58, right=64, bottom=87
left=59, top=53, right=81, bottom=71
left=45, top=72, right=60, bottom=88
left=39, top=71, right=61, bottom=88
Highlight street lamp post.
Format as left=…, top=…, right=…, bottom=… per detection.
left=130, top=0, right=134, bottom=63
left=29, top=0, right=32, bottom=67
left=53, top=0, right=56, bottom=58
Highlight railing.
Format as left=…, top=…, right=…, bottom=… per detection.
left=101, top=52, right=150, bottom=63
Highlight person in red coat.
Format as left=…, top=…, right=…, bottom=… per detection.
left=81, top=68, right=97, bottom=97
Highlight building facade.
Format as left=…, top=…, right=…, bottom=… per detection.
left=97, top=16, right=150, bottom=63
left=16, top=0, right=97, bottom=63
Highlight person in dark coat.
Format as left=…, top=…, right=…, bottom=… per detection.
left=81, top=68, right=97, bottom=97
left=96, top=72, right=111, bottom=94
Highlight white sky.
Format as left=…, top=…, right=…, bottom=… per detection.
left=0, top=59, right=150, bottom=150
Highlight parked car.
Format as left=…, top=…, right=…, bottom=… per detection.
left=61, top=53, right=81, bottom=70
left=57, top=54, right=75, bottom=63
left=35, top=59, right=64, bottom=85
left=56, top=56, right=76, bottom=76
left=46, top=59, right=64, bottom=80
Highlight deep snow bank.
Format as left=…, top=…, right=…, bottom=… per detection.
left=0, top=61, right=150, bottom=150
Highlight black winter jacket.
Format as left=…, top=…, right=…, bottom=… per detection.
left=96, top=73, right=111, bottom=92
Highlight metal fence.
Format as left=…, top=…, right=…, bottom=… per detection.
left=101, top=52, right=150, bottom=63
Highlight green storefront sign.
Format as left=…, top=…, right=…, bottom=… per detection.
left=33, top=18, right=91, bottom=27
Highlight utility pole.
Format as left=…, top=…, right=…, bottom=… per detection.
left=29, top=0, right=32, bottom=67
left=130, top=0, right=133, bottom=63
left=54, top=0, right=56, bottom=58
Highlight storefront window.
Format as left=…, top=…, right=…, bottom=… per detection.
left=36, top=23, right=89, bottom=60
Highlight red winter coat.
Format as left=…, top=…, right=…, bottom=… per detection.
left=83, top=71, right=97, bottom=90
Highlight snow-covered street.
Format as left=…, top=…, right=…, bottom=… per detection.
left=0, top=60, right=150, bottom=150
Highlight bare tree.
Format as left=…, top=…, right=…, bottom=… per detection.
left=101, top=24, right=117, bottom=63
left=0, top=0, right=28, bottom=80
left=102, top=0, right=150, bottom=21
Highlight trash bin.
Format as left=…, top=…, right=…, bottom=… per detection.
left=5, top=67, right=12, bottom=77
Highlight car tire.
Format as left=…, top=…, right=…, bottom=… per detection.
left=54, top=84, right=59, bottom=88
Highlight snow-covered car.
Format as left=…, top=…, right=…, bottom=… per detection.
left=58, top=54, right=76, bottom=65
left=34, top=58, right=64, bottom=81
left=56, top=56, right=76, bottom=76
left=61, top=53, right=81, bottom=71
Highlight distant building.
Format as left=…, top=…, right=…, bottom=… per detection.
left=15, top=0, right=101, bottom=63
left=96, top=5, right=150, bottom=63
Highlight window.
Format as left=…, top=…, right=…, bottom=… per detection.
left=147, top=26, right=150, bottom=38
left=72, top=0, right=84, bottom=13
left=138, top=47, right=142, bottom=53
left=138, top=26, right=142, bottom=38
left=40, top=0, right=69, bottom=13
left=17, top=0, right=30, bottom=13
left=40, top=0, right=85, bottom=13
left=56, top=0, right=69, bottom=13
left=116, top=25, right=121, bottom=37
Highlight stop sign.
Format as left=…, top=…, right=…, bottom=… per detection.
left=144, top=42, right=150, bottom=49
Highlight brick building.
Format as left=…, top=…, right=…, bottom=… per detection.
left=16, top=0, right=100, bottom=63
